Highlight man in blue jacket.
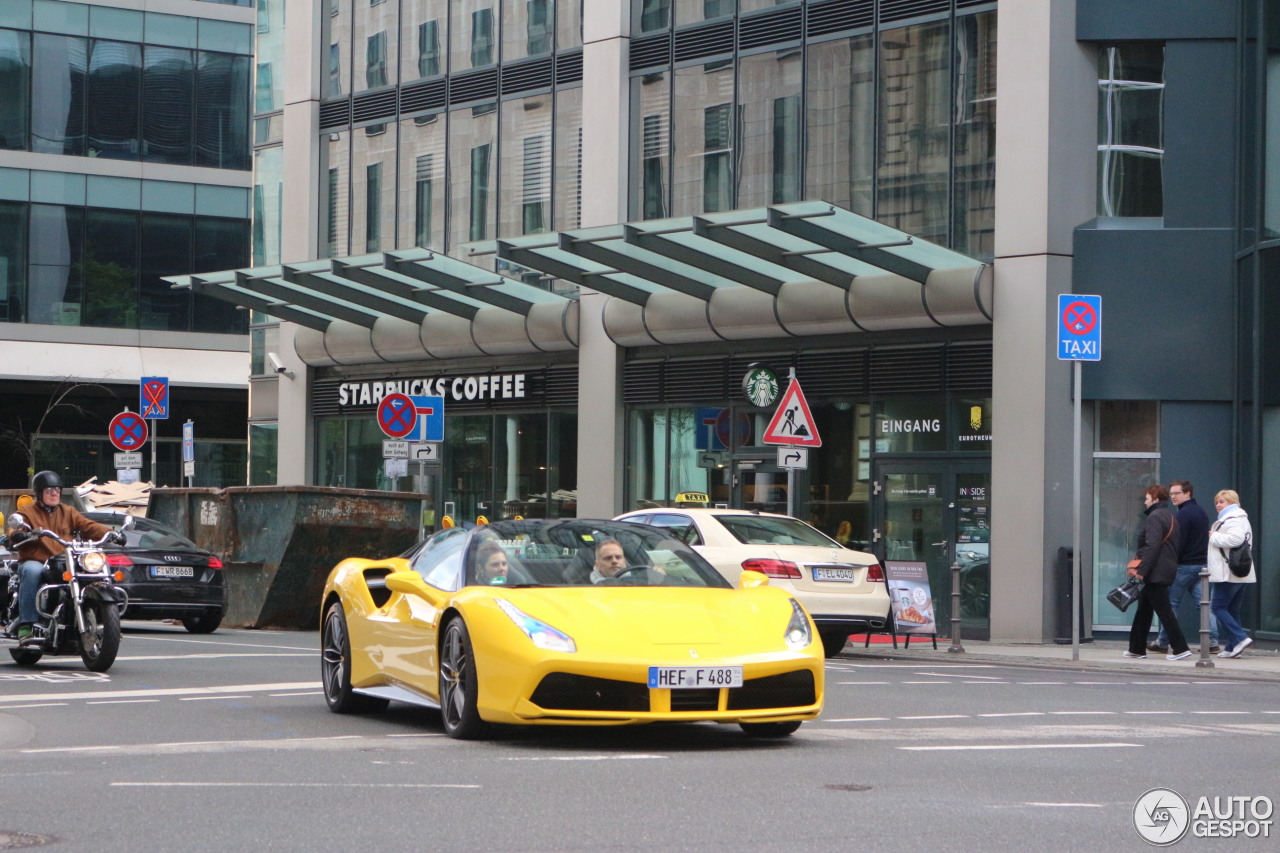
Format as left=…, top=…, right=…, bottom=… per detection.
left=1149, top=480, right=1218, bottom=653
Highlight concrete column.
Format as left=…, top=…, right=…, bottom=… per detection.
left=990, top=0, right=1098, bottom=640
left=269, top=0, right=323, bottom=485
left=574, top=5, right=630, bottom=516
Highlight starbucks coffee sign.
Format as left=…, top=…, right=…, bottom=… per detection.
left=743, top=365, right=780, bottom=408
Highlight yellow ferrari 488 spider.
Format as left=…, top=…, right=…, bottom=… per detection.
left=320, top=518, right=824, bottom=739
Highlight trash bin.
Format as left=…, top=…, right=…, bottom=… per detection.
left=149, top=486, right=425, bottom=630
left=1053, top=546, right=1093, bottom=644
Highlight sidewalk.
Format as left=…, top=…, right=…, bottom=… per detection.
left=842, top=636, right=1280, bottom=682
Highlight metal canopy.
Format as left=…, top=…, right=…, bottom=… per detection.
left=170, top=201, right=990, bottom=363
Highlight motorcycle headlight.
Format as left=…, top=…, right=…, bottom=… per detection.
left=81, top=550, right=107, bottom=573
left=784, top=598, right=813, bottom=651
left=496, top=599, right=576, bottom=653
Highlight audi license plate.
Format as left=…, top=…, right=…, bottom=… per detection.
left=150, top=566, right=194, bottom=578
left=648, top=666, right=742, bottom=689
left=813, top=567, right=856, bottom=582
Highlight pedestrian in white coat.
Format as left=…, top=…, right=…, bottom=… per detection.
left=1207, top=490, right=1256, bottom=658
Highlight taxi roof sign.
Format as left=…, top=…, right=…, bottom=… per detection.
left=674, top=492, right=710, bottom=506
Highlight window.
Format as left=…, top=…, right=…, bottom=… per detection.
left=327, top=167, right=340, bottom=255
left=522, top=135, right=549, bottom=234
left=642, top=113, right=668, bottom=219
left=471, top=8, right=495, bottom=67
left=415, top=154, right=434, bottom=247
left=703, top=103, right=732, bottom=212
left=527, top=0, right=552, bottom=55
left=639, top=0, right=671, bottom=32
left=0, top=28, right=30, bottom=151
left=470, top=143, right=492, bottom=241
left=772, top=95, right=801, bottom=203
left=1097, top=44, right=1164, bottom=217
left=328, top=43, right=342, bottom=96
left=365, top=162, right=382, bottom=251
left=418, top=20, right=440, bottom=77
left=366, top=31, right=387, bottom=88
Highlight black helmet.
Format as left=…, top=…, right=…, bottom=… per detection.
left=32, top=470, right=63, bottom=494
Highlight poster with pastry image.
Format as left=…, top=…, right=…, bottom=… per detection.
left=884, top=560, right=936, bottom=634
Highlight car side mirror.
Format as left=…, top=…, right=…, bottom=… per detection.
left=738, top=570, right=769, bottom=590
left=385, top=570, right=436, bottom=599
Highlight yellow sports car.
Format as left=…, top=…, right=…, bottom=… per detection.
left=320, top=518, right=824, bottom=739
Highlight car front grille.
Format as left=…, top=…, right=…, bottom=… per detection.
left=530, top=669, right=816, bottom=713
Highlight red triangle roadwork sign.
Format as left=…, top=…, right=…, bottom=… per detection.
left=762, top=379, right=822, bottom=447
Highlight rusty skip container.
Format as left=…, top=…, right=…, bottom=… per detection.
left=149, top=485, right=425, bottom=630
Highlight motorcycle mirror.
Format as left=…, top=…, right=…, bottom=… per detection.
left=122, top=514, right=136, bottom=531
left=7, top=512, right=30, bottom=530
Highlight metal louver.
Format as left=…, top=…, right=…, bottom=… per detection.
left=555, top=50, right=583, bottom=85
left=673, top=20, right=735, bottom=63
left=880, top=0, right=951, bottom=24
left=869, top=346, right=945, bottom=395
left=740, top=6, right=803, bottom=50
left=502, top=56, right=554, bottom=95
left=449, top=68, right=499, bottom=105
left=351, top=88, right=397, bottom=124
left=807, top=0, right=875, bottom=37
left=630, top=34, right=672, bottom=70
left=319, top=99, right=351, bottom=130
left=400, top=78, right=447, bottom=114
left=623, top=362, right=663, bottom=404
left=945, top=344, right=993, bottom=392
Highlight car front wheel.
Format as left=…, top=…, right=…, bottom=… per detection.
left=739, top=720, right=802, bottom=738
left=182, top=612, right=223, bottom=634
left=438, top=617, right=488, bottom=739
left=819, top=629, right=850, bottom=658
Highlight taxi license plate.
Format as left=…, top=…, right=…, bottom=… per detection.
left=648, top=666, right=742, bottom=689
left=813, top=567, right=856, bottom=582
left=150, top=566, right=194, bottom=578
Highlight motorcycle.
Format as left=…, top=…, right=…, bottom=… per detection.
left=1, top=513, right=130, bottom=671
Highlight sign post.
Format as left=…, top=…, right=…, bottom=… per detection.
left=1057, top=295, right=1101, bottom=661
left=378, top=394, right=444, bottom=490
left=761, top=371, right=821, bottom=517
left=182, top=420, right=195, bottom=486
left=140, top=376, right=169, bottom=484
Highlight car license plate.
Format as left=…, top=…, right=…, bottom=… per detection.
left=648, top=666, right=742, bottom=689
left=813, top=567, right=856, bottom=582
left=150, top=566, right=194, bottom=578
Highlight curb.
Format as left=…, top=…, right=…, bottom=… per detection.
left=837, top=647, right=1280, bottom=684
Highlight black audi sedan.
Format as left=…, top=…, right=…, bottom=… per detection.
left=86, top=512, right=225, bottom=634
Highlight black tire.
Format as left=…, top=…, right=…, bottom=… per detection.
left=79, top=600, right=121, bottom=672
left=181, top=612, right=223, bottom=634
left=321, top=602, right=388, bottom=714
left=819, top=629, right=850, bottom=658
left=438, top=617, right=488, bottom=739
left=9, top=647, right=43, bottom=666
left=740, top=720, right=802, bottom=738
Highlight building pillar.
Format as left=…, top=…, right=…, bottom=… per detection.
left=574, top=4, right=631, bottom=516
left=990, top=0, right=1098, bottom=640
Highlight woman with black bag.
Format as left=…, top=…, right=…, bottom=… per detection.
left=1208, top=489, right=1256, bottom=658
left=1125, top=485, right=1193, bottom=660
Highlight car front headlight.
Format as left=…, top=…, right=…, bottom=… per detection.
left=496, top=599, right=577, bottom=653
left=784, top=598, right=812, bottom=651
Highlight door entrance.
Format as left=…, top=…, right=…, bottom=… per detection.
left=875, top=461, right=990, bottom=640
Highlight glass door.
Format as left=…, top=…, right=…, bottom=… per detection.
left=875, top=461, right=990, bottom=639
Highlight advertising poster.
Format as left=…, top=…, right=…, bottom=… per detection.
left=884, top=560, right=936, bottom=635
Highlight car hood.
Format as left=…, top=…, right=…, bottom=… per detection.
left=483, top=586, right=801, bottom=655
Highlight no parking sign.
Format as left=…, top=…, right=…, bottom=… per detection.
left=1057, top=295, right=1101, bottom=361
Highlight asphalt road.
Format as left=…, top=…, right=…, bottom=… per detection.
left=1, top=624, right=1277, bottom=852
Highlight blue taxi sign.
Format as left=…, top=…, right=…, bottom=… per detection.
left=1057, top=294, right=1101, bottom=361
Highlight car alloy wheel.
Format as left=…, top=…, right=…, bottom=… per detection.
left=438, top=617, right=488, bottom=739
left=321, top=602, right=388, bottom=714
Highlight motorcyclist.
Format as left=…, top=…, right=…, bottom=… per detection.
left=9, top=470, right=120, bottom=645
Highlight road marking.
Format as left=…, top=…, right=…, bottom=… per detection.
left=838, top=664, right=997, bottom=669
left=126, top=635, right=315, bottom=652
left=385, top=733, right=447, bottom=738
left=1024, top=803, right=1105, bottom=808
left=822, top=717, right=891, bottom=723
left=834, top=681, right=889, bottom=685
left=901, top=743, right=1142, bottom=752
left=0, top=703, right=68, bottom=709
left=1071, top=681, right=1120, bottom=685
left=1018, top=681, right=1066, bottom=685
left=977, top=712, right=1044, bottom=718
left=1189, top=710, right=1252, bottom=715
left=179, top=695, right=253, bottom=701
left=116, top=653, right=313, bottom=662
left=111, top=782, right=480, bottom=789
left=901, top=680, right=951, bottom=684
left=914, top=672, right=1005, bottom=680
left=898, top=715, right=969, bottom=720
left=500, top=754, right=666, bottom=762
left=0, top=681, right=320, bottom=705
left=1124, top=710, right=1180, bottom=715
left=1139, top=681, right=1191, bottom=685
left=86, top=699, right=161, bottom=705
left=270, top=691, right=323, bottom=697
left=21, top=734, right=363, bottom=755
left=1048, top=711, right=1115, bottom=716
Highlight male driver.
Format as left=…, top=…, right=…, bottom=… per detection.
left=590, top=539, right=628, bottom=583
left=1150, top=480, right=1218, bottom=653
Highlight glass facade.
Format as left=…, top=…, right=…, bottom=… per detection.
left=1097, top=43, right=1164, bottom=218
left=0, top=201, right=247, bottom=332
left=0, top=28, right=249, bottom=169
left=628, top=10, right=997, bottom=259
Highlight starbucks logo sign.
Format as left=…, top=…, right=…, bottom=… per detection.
left=743, top=366, right=780, bottom=408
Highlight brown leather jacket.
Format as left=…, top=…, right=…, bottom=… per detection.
left=13, top=502, right=112, bottom=563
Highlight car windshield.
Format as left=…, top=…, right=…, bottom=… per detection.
left=463, top=520, right=730, bottom=589
left=713, top=514, right=842, bottom=548
left=87, top=513, right=200, bottom=551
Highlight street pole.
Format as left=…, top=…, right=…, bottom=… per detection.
left=786, top=367, right=796, bottom=518
left=1072, top=360, right=1081, bottom=661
